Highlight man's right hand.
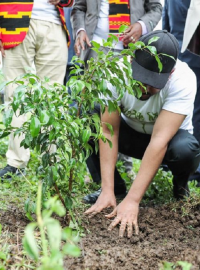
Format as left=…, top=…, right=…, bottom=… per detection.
left=0, top=40, right=5, bottom=58
left=84, top=190, right=116, bottom=217
left=74, top=30, right=91, bottom=56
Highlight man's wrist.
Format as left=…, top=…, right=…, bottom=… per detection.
left=137, top=20, right=148, bottom=35
left=76, top=28, right=86, bottom=37
left=101, top=184, right=114, bottom=194
left=126, top=188, right=143, bottom=204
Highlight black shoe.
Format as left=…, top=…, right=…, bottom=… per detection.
left=173, top=176, right=189, bottom=200
left=0, top=165, right=25, bottom=180
left=83, top=187, right=127, bottom=204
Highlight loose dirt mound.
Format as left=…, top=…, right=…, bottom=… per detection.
left=66, top=205, right=200, bottom=270
left=0, top=204, right=200, bottom=269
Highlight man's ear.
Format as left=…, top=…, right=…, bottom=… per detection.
left=169, top=68, right=175, bottom=79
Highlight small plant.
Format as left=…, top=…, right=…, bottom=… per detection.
left=0, top=34, right=156, bottom=217
left=0, top=33, right=169, bottom=269
left=0, top=224, right=7, bottom=269
left=160, top=260, right=192, bottom=270
left=23, top=181, right=80, bottom=270
left=180, top=180, right=200, bottom=215
left=143, top=168, right=174, bottom=204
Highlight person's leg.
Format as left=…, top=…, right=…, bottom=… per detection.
left=189, top=72, right=200, bottom=185
left=34, top=19, right=68, bottom=84
left=193, top=73, right=200, bottom=144
left=2, top=26, right=35, bottom=172
left=86, top=105, right=127, bottom=189
left=33, top=19, right=68, bottom=154
left=163, top=129, right=200, bottom=199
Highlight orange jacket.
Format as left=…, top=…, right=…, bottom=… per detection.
left=0, top=0, right=74, bottom=49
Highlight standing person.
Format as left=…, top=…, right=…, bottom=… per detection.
left=84, top=30, right=200, bottom=237
left=0, top=0, right=74, bottom=179
left=71, top=0, right=163, bottom=202
left=162, top=0, right=200, bottom=185
left=64, top=6, right=75, bottom=84
left=71, top=0, right=162, bottom=57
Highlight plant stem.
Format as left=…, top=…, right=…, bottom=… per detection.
left=54, top=183, right=71, bottom=224
left=69, top=146, right=76, bottom=194
left=54, top=183, right=67, bottom=211
left=36, top=181, right=48, bottom=257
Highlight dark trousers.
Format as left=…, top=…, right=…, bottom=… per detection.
left=87, top=105, right=200, bottom=199
left=188, top=70, right=200, bottom=183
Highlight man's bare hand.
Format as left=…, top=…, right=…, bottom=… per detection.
left=48, top=0, right=60, bottom=5
left=106, top=197, right=139, bottom=238
left=0, top=40, right=5, bottom=58
left=84, top=190, right=116, bottom=217
left=74, top=30, right=91, bottom=56
left=122, top=22, right=142, bottom=47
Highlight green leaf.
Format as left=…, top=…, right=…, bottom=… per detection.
left=62, top=243, right=80, bottom=257
left=177, top=261, right=192, bottom=270
left=42, top=153, right=50, bottom=168
left=135, top=41, right=145, bottom=48
left=30, top=117, right=41, bottom=137
left=148, top=36, right=160, bottom=45
left=12, top=97, right=20, bottom=113
left=26, top=212, right=34, bottom=221
left=0, top=130, right=10, bottom=139
left=107, top=100, right=117, bottom=113
left=3, top=109, right=13, bottom=128
left=99, top=79, right=107, bottom=92
left=82, top=128, right=91, bottom=143
left=0, top=81, right=8, bottom=91
left=46, top=218, right=62, bottom=252
left=0, top=252, right=6, bottom=261
left=106, top=138, right=112, bottom=148
left=160, top=261, right=174, bottom=270
left=155, top=55, right=163, bottom=73
left=49, top=128, right=56, bottom=142
left=107, top=34, right=119, bottom=43
left=65, top=195, right=73, bottom=210
left=33, top=89, right=42, bottom=103
left=62, top=227, right=72, bottom=240
left=39, top=110, right=50, bottom=125
left=0, top=264, right=6, bottom=270
left=29, top=78, right=36, bottom=85
left=23, top=223, right=39, bottom=260
left=91, top=41, right=100, bottom=49
left=160, top=53, right=175, bottom=61
left=45, top=197, right=66, bottom=217
left=0, top=224, right=2, bottom=236
left=105, top=123, right=114, bottom=136
left=146, top=46, right=157, bottom=55
left=119, top=25, right=129, bottom=33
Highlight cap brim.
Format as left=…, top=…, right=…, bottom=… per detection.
left=131, top=57, right=170, bottom=89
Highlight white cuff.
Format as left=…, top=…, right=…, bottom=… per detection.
left=76, top=28, right=86, bottom=37
left=137, top=20, right=148, bottom=35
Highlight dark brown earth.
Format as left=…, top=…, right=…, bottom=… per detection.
left=66, top=205, right=200, bottom=270
left=1, top=204, right=200, bottom=270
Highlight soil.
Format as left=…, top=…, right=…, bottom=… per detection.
left=66, top=205, right=200, bottom=270
left=0, top=204, right=200, bottom=270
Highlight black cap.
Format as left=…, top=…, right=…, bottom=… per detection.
left=131, top=30, right=179, bottom=89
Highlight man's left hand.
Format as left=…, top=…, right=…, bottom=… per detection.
left=106, top=197, right=139, bottom=238
left=122, top=22, right=142, bottom=47
left=48, top=0, right=60, bottom=5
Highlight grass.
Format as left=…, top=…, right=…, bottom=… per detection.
left=0, top=133, right=200, bottom=269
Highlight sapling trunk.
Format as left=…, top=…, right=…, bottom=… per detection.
left=36, top=181, right=48, bottom=257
